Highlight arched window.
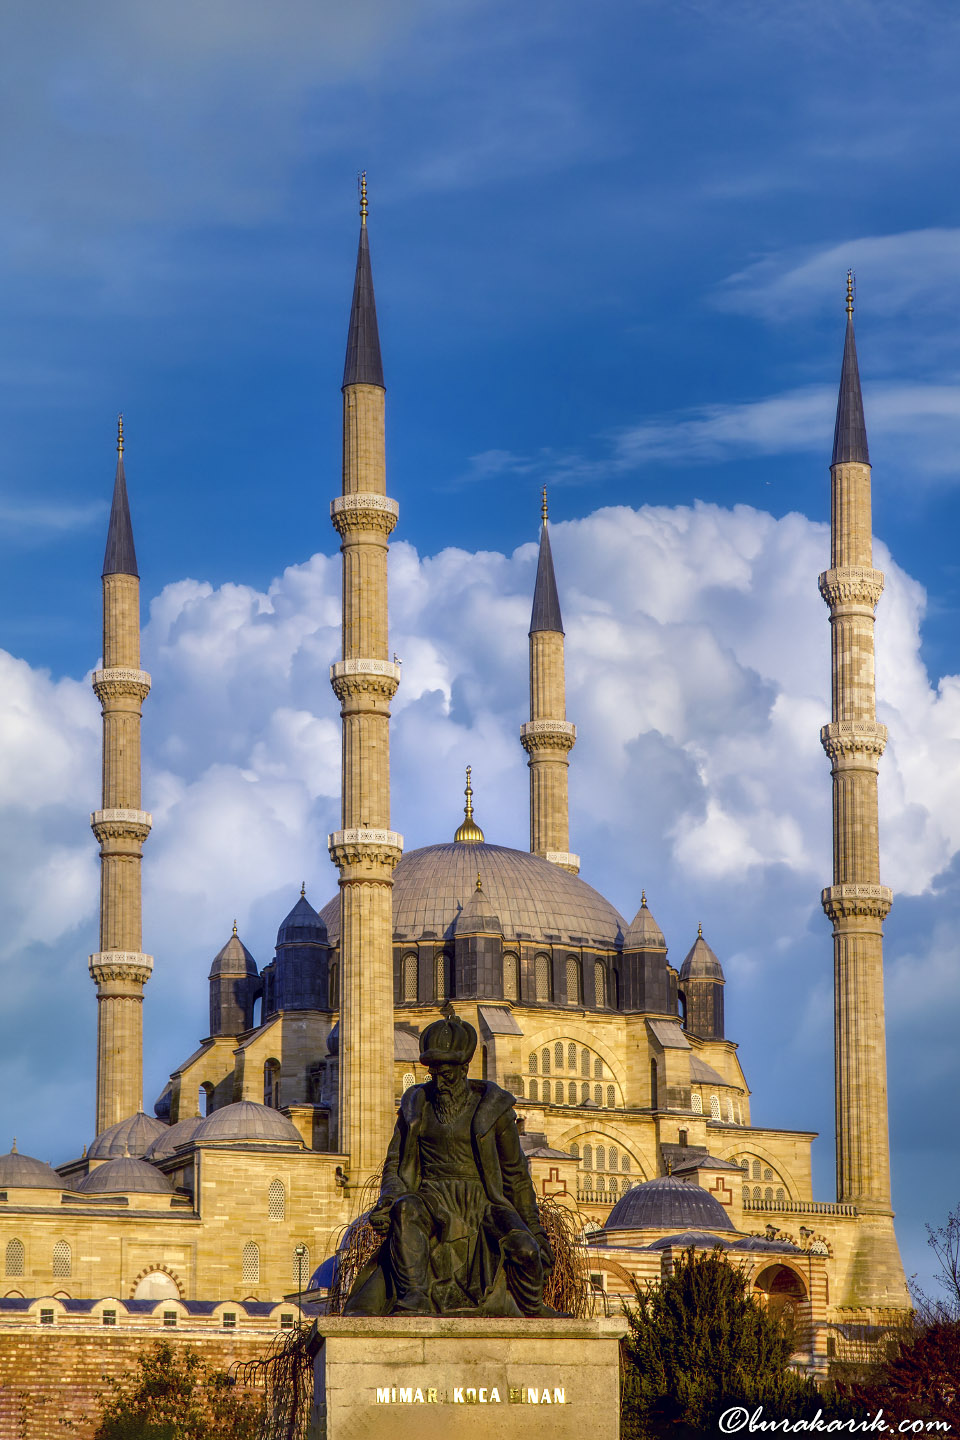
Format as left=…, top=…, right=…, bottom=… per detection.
left=242, top=1242, right=260, bottom=1285
left=691, top=1092, right=703, bottom=1114
left=568, top=1042, right=577, bottom=1070
left=594, top=961, right=606, bottom=1008
left=503, top=953, right=519, bottom=1002
left=569, top=1143, right=580, bottom=1162
left=621, top=1154, right=630, bottom=1172
left=752, top=1161, right=761, bottom=1180
left=52, top=1241, right=71, bottom=1279
left=609, top=1145, right=618, bottom=1171
left=583, top=1174, right=593, bottom=1194
left=596, top=1145, right=605, bottom=1171
left=583, top=1145, right=593, bottom=1169
left=609, top=1176, right=618, bottom=1196
left=597, top=1175, right=605, bottom=1193
left=776, top=1187, right=785, bottom=1203
left=528, top=1079, right=538, bottom=1101
left=402, top=1071, right=416, bottom=1092
left=650, top=1059, right=659, bottom=1109
left=528, top=1052, right=538, bottom=1074
left=565, top=957, right=581, bottom=1005
left=554, top=1041, right=564, bottom=1070
left=402, top=953, right=418, bottom=1003
left=753, top=1186, right=761, bottom=1202
left=541, top=1048, right=551, bottom=1075
left=263, top=1058, right=281, bottom=1109
left=199, top=1082, right=213, bottom=1117
left=535, top=954, right=552, bottom=1002
left=594, top=1084, right=602, bottom=1105
left=292, top=1246, right=311, bottom=1289
left=763, top=1167, right=773, bottom=1181
left=709, top=1095, right=721, bottom=1121
left=542, top=1080, right=551, bottom=1103
left=724, top=1098, right=734, bottom=1122
left=581, top=1049, right=590, bottom=1077
left=568, top=1082, right=577, bottom=1104
left=268, top=1180, right=285, bottom=1221
left=740, top=1157, right=749, bottom=1172
left=581, top=1082, right=591, bottom=1104
left=435, top=953, right=448, bottom=1003
left=606, top=1085, right=615, bottom=1109
left=742, top=1186, right=750, bottom=1204
left=764, top=1187, right=773, bottom=1203
left=481, top=1045, right=488, bottom=1080
left=328, top=960, right=339, bottom=1009
left=594, top=1057, right=603, bottom=1080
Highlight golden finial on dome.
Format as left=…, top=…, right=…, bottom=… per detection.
left=11, top=1138, right=16, bottom=1154
left=846, top=269, right=854, bottom=319
left=117, top=413, right=124, bottom=459
left=454, top=765, right=485, bottom=844
left=697, top=922, right=703, bottom=939
left=232, top=919, right=238, bottom=936
left=476, top=872, right=483, bottom=892
left=641, top=890, right=647, bottom=907
left=359, top=170, right=368, bottom=226
left=541, top=486, right=548, bottom=524
left=301, top=881, right=306, bottom=898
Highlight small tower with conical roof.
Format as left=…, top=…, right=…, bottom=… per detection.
left=520, top=491, right=579, bottom=874
left=208, top=923, right=260, bottom=1037
left=327, top=177, right=403, bottom=1180
left=89, top=417, right=153, bottom=1135
left=678, top=925, right=724, bottom=1041
left=819, top=277, right=907, bottom=1307
left=620, top=892, right=674, bottom=1013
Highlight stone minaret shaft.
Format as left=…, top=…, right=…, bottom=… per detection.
left=521, top=493, right=579, bottom=874
left=89, top=418, right=153, bottom=1134
left=328, top=180, right=402, bottom=1180
left=820, top=282, right=893, bottom=1217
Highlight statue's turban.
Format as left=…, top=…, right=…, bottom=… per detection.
left=419, top=1016, right=478, bottom=1066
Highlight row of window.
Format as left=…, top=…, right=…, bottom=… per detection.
left=524, top=1080, right=617, bottom=1108
left=398, top=952, right=619, bottom=1008
left=530, top=1044, right=605, bottom=1078
left=34, top=1307, right=297, bottom=1330
left=5, top=1239, right=72, bottom=1279
left=693, top=1093, right=744, bottom=1124
left=578, top=1175, right=633, bottom=1196
left=569, top=1143, right=632, bottom=1172
left=744, top=1186, right=786, bottom=1204
left=241, top=1242, right=312, bottom=1288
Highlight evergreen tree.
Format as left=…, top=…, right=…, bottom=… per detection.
left=621, top=1247, right=838, bottom=1438
left=90, top=1341, right=261, bottom=1440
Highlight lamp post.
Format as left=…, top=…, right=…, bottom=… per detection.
left=294, top=1243, right=308, bottom=1326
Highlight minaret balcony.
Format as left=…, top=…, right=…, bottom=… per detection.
left=817, top=568, right=884, bottom=611
left=88, top=951, right=154, bottom=987
left=328, top=828, right=404, bottom=871
left=330, top=493, right=399, bottom=537
left=821, top=883, right=893, bottom=922
left=521, top=720, right=577, bottom=753
left=330, top=658, right=401, bottom=701
left=543, top=850, right=581, bottom=874
left=92, top=667, right=152, bottom=702
left=90, top=809, right=153, bottom=844
left=820, top=720, right=887, bottom=766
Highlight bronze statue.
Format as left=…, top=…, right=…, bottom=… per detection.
left=344, top=1016, right=557, bottom=1317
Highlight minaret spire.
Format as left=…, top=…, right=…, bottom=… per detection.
left=89, top=418, right=153, bottom=1133
left=819, top=281, right=907, bottom=1308
left=328, top=190, right=402, bottom=1182
left=521, top=492, right=578, bottom=874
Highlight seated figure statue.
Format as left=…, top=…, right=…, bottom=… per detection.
left=344, top=1016, right=557, bottom=1317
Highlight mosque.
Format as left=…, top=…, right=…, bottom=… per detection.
left=0, top=195, right=911, bottom=1371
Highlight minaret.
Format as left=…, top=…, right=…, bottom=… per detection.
left=520, top=490, right=579, bottom=873
left=327, top=176, right=403, bottom=1180
left=819, top=276, right=907, bottom=1307
left=89, top=417, right=153, bottom=1134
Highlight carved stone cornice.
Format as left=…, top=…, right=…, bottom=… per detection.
left=520, top=720, right=577, bottom=754
left=543, top=851, right=581, bottom=874
left=330, top=493, right=399, bottom=537
left=89, top=951, right=154, bottom=986
left=328, top=828, right=404, bottom=871
left=818, top=568, right=884, bottom=610
left=91, top=809, right=152, bottom=843
left=330, top=658, right=401, bottom=701
left=92, top=668, right=152, bottom=703
left=821, top=883, right=893, bottom=922
left=820, top=721, right=888, bottom=763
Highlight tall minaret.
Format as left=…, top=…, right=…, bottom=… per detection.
left=327, top=176, right=403, bottom=1180
left=89, top=417, right=153, bottom=1134
left=819, top=276, right=906, bottom=1308
left=520, top=490, right=579, bottom=874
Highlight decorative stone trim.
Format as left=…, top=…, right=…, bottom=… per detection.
left=544, top=851, right=581, bottom=873
left=821, top=883, right=893, bottom=921
left=88, top=951, right=154, bottom=984
left=330, top=493, right=399, bottom=536
left=92, top=667, right=152, bottom=701
left=330, top=659, right=401, bottom=701
left=90, top=809, right=153, bottom=842
left=520, top=720, right=577, bottom=753
left=328, top=828, right=404, bottom=870
left=129, top=1263, right=184, bottom=1299
left=820, top=720, right=888, bottom=761
left=818, top=568, right=884, bottom=609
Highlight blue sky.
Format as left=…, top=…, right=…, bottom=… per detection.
left=1, top=0, right=960, bottom=1296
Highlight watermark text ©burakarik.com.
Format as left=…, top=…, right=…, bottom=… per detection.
left=719, top=1408, right=950, bottom=1434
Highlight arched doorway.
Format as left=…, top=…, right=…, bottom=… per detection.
left=753, top=1263, right=808, bottom=1345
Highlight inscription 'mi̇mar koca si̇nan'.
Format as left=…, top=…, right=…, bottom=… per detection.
left=375, top=1384, right=567, bottom=1405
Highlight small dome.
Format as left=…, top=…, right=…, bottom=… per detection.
left=604, top=1176, right=733, bottom=1233
left=193, top=1101, right=303, bottom=1146
left=88, top=1112, right=167, bottom=1161
left=679, top=927, right=724, bottom=982
left=144, top=1114, right=204, bottom=1161
left=623, top=892, right=666, bottom=950
left=79, top=1157, right=174, bottom=1195
left=454, top=874, right=502, bottom=935
left=0, top=1149, right=65, bottom=1190
left=646, top=1230, right=734, bottom=1251
left=209, top=925, right=258, bottom=979
left=276, top=891, right=327, bottom=948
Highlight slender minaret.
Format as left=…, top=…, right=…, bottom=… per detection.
left=327, top=176, right=402, bottom=1179
left=89, top=417, right=153, bottom=1134
left=520, top=489, right=579, bottom=873
left=819, top=276, right=906, bottom=1307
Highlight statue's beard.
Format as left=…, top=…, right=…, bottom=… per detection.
left=429, top=1071, right=471, bottom=1123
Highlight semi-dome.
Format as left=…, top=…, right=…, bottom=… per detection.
left=623, top=893, right=666, bottom=950
left=79, top=1157, right=174, bottom=1195
left=679, top=927, right=724, bottom=981
left=88, top=1112, right=167, bottom=1161
left=604, top=1176, right=733, bottom=1233
left=144, top=1114, right=205, bottom=1161
left=209, top=925, right=258, bottom=978
left=277, top=891, right=327, bottom=948
left=193, top=1100, right=303, bottom=1146
left=320, top=842, right=625, bottom=949
left=0, top=1148, right=65, bottom=1190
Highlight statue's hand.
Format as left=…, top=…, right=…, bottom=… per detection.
left=537, top=1233, right=555, bottom=1274
left=369, top=1200, right=393, bottom=1235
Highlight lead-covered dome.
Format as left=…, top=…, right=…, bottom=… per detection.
left=88, top=1112, right=167, bottom=1161
left=320, top=843, right=625, bottom=949
left=0, top=1148, right=65, bottom=1190
left=79, top=1157, right=174, bottom=1195
left=193, top=1101, right=303, bottom=1146
left=144, top=1114, right=205, bottom=1161
left=604, top=1176, right=733, bottom=1233
left=209, top=927, right=258, bottom=979
left=679, top=929, right=724, bottom=981
left=277, top=893, right=327, bottom=948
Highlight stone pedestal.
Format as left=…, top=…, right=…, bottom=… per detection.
left=307, top=1314, right=625, bottom=1439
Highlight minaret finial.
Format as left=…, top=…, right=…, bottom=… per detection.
left=454, top=764, right=485, bottom=844
left=232, top=919, right=238, bottom=936
left=465, top=766, right=473, bottom=818
left=359, top=171, right=368, bottom=226
left=641, top=890, right=647, bottom=907
left=117, top=413, right=124, bottom=459
left=846, top=269, right=854, bottom=319
left=541, top=486, right=548, bottom=524
left=300, top=880, right=306, bottom=898
left=11, top=1138, right=16, bottom=1154
left=697, top=922, right=703, bottom=939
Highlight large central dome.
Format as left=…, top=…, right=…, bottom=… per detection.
left=320, top=842, right=625, bottom=949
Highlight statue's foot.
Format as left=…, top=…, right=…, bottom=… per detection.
left=522, top=1301, right=562, bottom=1318
left=394, top=1289, right=433, bottom=1315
